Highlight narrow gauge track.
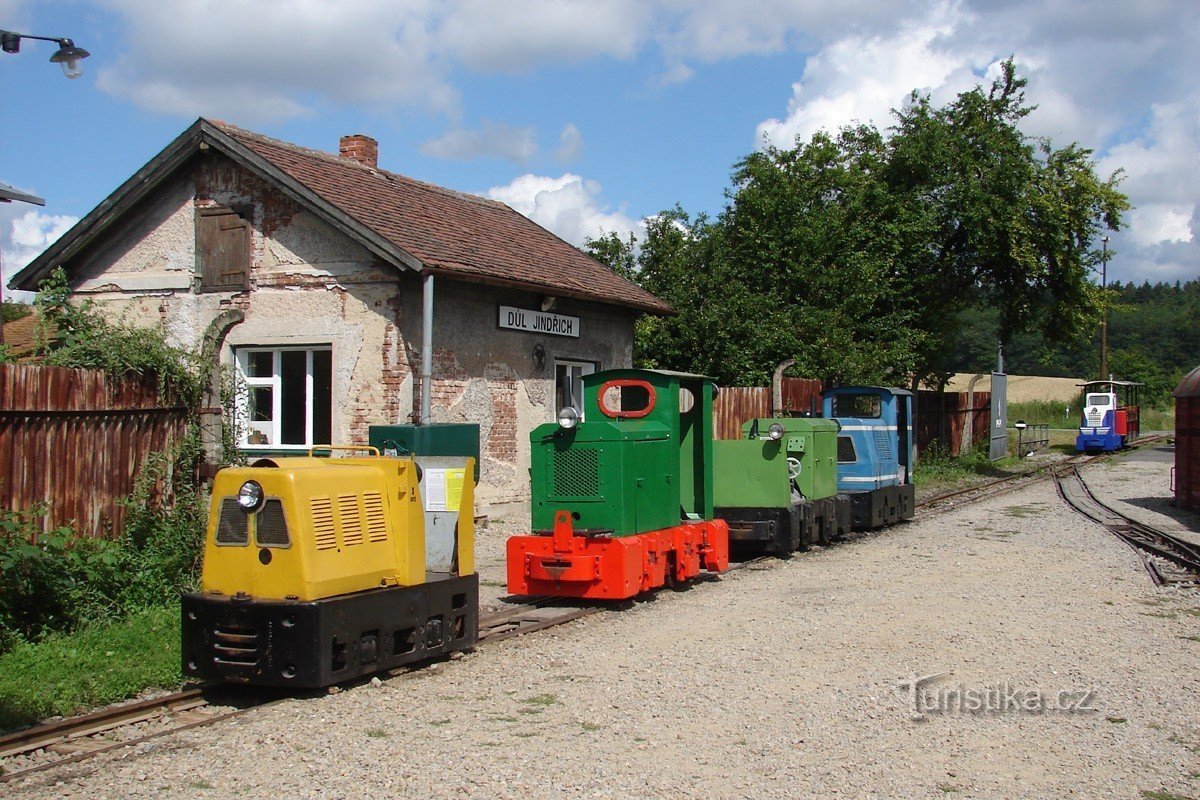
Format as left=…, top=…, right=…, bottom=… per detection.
left=1, top=566, right=771, bottom=782
left=1055, top=466, right=1200, bottom=587
left=0, top=438, right=1170, bottom=782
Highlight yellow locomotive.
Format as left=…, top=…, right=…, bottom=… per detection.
left=182, top=446, right=477, bottom=687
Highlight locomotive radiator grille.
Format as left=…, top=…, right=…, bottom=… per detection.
left=255, top=499, right=290, bottom=546
left=551, top=447, right=601, bottom=498
left=874, top=430, right=892, bottom=460
left=310, top=496, right=337, bottom=550
left=338, top=494, right=364, bottom=546
left=212, top=625, right=259, bottom=666
left=215, top=498, right=249, bottom=545
left=363, top=492, right=388, bottom=542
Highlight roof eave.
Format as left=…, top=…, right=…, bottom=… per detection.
left=9, top=119, right=424, bottom=293
left=423, top=265, right=676, bottom=316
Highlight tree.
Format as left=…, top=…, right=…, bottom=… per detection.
left=592, top=61, right=1130, bottom=389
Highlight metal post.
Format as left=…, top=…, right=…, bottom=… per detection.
left=420, top=272, right=434, bottom=425
left=1100, top=236, right=1109, bottom=380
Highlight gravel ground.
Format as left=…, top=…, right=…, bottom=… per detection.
left=8, top=457, right=1199, bottom=800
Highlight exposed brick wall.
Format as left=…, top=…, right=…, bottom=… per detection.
left=412, top=348, right=470, bottom=421
left=487, top=380, right=519, bottom=463
left=379, top=295, right=408, bottom=425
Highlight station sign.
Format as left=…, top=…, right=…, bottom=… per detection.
left=498, top=305, right=580, bottom=338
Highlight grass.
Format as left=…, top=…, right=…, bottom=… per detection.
left=913, top=443, right=1017, bottom=491
left=0, top=604, right=181, bottom=732
left=1007, top=400, right=1176, bottom=433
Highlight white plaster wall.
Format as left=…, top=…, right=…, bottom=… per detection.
left=63, top=157, right=639, bottom=514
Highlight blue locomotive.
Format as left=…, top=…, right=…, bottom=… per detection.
left=824, top=386, right=917, bottom=529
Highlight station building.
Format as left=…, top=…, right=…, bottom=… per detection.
left=9, top=119, right=671, bottom=512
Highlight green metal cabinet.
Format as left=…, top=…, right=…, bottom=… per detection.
left=369, top=423, right=481, bottom=481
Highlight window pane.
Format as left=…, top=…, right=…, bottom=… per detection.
left=312, top=350, right=332, bottom=445
left=248, top=386, right=273, bottom=445
left=834, top=395, right=881, bottom=419
left=280, top=350, right=307, bottom=445
left=247, top=350, right=273, bottom=378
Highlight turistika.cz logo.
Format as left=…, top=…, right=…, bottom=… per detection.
left=896, top=673, right=1098, bottom=719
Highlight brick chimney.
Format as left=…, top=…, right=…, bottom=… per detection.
left=339, top=134, right=378, bottom=168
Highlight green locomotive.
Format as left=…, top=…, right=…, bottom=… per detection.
left=712, top=417, right=849, bottom=554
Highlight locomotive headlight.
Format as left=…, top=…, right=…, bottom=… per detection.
left=237, top=480, right=264, bottom=512
left=768, top=423, right=785, bottom=440
left=557, top=406, right=580, bottom=429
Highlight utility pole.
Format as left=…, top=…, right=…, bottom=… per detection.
left=1100, top=236, right=1109, bottom=380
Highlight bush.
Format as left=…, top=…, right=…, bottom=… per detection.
left=34, top=268, right=203, bottom=407
left=0, top=507, right=130, bottom=648
left=0, top=437, right=207, bottom=654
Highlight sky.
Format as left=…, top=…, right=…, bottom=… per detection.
left=2, top=0, right=1198, bottom=301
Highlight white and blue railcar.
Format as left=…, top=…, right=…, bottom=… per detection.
left=1075, top=380, right=1143, bottom=453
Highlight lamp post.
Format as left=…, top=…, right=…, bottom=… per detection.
left=1100, top=236, right=1109, bottom=380
left=1, top=29, right=90, bottom=78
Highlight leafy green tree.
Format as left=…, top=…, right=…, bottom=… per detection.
left=591, top=61, right=1130, bottom=389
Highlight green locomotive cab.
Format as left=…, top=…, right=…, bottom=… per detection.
left=529, top=369, right=717, bottom=537
left=510, top=369, right=729, bottom=600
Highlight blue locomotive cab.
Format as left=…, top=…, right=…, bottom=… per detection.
left=822, top=386, right=916, bottom=529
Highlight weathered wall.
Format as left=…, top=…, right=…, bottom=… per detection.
left=63, top=153, right=636, bottom=511
left=397, top=276, right=635, bottom=507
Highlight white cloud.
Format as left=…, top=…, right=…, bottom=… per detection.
left=1, top=207, right=78, bottom=300
left=485, top=173, right=642, bottom=247
left=420, top=121, right=539, bottom=163
left=438, top=0, right=649, bottom=73
left=755, top=4, right=982, bottom=148
left=94, top=0, right=457, bottom=123
left=747, top=0, right=1200, bottom=283
left=553, top=124, right=583, bottom=164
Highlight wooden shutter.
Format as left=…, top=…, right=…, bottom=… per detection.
left=196, top=207, right=250, bottom=290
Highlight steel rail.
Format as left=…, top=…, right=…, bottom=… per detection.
left=1055, top=467, right=1199, bottom=586
left=3, top=436, right=1171, bottom=780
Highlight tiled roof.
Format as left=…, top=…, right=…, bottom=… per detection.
left=0, top=311, right=44, bottom=361
left=211, top=121, right=671, bottom=315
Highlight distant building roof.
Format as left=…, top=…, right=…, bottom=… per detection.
left=0, top=311, right=44, bottom=361
left=9, top=119, right=671, bottom=315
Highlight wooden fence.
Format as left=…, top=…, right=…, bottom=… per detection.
left=0, top=364, right=188, bottom=539
left=915, top=389, right=991, bottom=456
left=713, top=377, right=825, bottom=440
left=714, top=378, right=991, bottom=456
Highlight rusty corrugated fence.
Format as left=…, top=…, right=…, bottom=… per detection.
left=0, top=364, right=188, bottom=539
left=713, top=377, right=824, bottom=440
left=915, top=389, right=991, bottom=456
left=715, top=378, right=991, bottom=456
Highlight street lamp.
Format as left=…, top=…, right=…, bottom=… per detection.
left=1100, top=235, right=1109, bottom=380
left=1, top=29, right=90, bottom=78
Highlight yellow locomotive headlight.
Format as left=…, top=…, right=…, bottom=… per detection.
left=557, top=406, right=580, bottom=429
left=237, top=480, right=265, bottom=512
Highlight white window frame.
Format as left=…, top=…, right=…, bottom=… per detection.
left=554, top=359, right=597, bottom=420
left=234, top=346, right=332, bottom=450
